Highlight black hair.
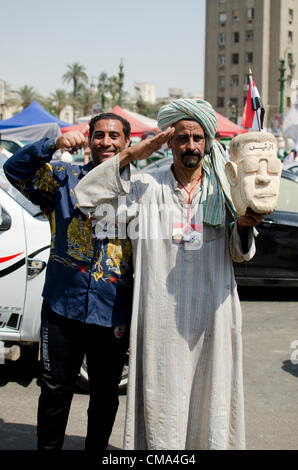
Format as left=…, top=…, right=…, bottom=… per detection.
left=89, top=113, right=131, bottom=140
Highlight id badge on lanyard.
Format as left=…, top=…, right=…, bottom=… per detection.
left=172, top=203, right=203, bottom=251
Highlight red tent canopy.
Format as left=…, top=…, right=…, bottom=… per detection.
left=61, top=106, right=156, bottom=137
left=215, top=112, right=247, bottom=137
left=111, top=105, right=156, bottom=136
left=61, top=108, right=246, bottom=139
left=61, top=122, right=89, bottom=134
left=111, top=106, right=246, bottom=138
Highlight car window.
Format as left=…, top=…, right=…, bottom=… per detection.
left=277, top=177, right=298, bottom=213
left=20, top=140, right=32, bottom=146
left=1, top=139, right=22, bottom=154
left=288, top=165, right=298, bottom=175
left=0, top=154, right=42, bottom=217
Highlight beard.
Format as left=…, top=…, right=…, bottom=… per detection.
left=181, top=150, right=203, bottom=168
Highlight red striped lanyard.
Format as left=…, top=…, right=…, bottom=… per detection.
left=177, top=174, right=202, bottom=224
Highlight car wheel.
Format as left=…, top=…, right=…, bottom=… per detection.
left=77, top=352, right=129, bottom=393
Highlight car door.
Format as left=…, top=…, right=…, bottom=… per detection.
left=0, top=188, right=27, bottom=331
left=0, top=153, right=51, bottom=340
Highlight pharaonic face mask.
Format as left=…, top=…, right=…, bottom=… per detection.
left=225, top=132, right=282, bottom=216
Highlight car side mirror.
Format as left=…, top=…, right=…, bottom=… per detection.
left=0, top=206, right=11, bottom=231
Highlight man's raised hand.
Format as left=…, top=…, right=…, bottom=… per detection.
left=55, top=125, right=89, bottom=150
left=119, top=127, right=175, bottom=169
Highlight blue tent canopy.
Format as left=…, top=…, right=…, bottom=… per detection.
left=0, top=101, right=71, bottom=129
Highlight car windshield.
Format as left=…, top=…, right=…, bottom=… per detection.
left=288, top=165, right=298, bottom=175
left=277, top=176, right=298, bottom=213
left=0, top=153, right=43, bottom=217
left=1, top=139, right=22, bottom=154
left=20, top=140, right=32, bottom=146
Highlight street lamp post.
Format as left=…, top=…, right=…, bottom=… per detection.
left=279, top=49, right=296, bottom=125
left=231, top=104, right=237, bottom=123
left=118, top=59, right=124, bottom=107
left=226, top=100, right=237, bottom=123
left=279, top=58, right=286, bottom=121
left=101, top=92, right=105, bottom=112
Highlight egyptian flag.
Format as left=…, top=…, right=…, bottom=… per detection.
left=241, top=73, right=265, bottom=130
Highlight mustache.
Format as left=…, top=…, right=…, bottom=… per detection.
left=181, top=150, right=203, bottom=159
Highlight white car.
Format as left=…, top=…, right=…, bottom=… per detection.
left=1, top=138, right=31, bottom=155
left=283, top=161, right=298, bottom=175
left=0, top=152, right=50, bottom=361
left=0, top=152, right=128, bottom=390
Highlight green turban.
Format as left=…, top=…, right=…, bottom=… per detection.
left=157, top=98, right=237, bottom=226
left=157, top=98, right=218, bottom=153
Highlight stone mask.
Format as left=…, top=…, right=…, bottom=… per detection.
left=225, top=132, right=282, bottom=216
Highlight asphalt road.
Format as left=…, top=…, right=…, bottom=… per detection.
left=0, top=287, right=297, bottom=451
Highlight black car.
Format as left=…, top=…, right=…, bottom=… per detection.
left=142, top=158, right=298, bottom=287
left=234, top=169, right=298, bottom=287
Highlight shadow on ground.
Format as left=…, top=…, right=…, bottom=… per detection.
left=0, top=345, right=89, bottom=394
left=281, top=360, right=298, bottom=378
left=0, top=418, right=87, bottom=450
left=0, top=345, right=39, bottom=388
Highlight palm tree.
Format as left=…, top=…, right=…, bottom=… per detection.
left=107, top=75, right=120, bottom=106
left=97, top=72, right=109, bottom=95
left=18, top=85, right=38, bottom=108
left=49, top=89, right=68, bottom=117
left=97, top=72, right=109, bottom=111
left=76, top=86, right=98, bottom=116
left=63, top=63, right=88, bottom=98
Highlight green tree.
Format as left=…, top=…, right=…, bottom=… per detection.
left=18, top=85, right=38, bottom=108
left=76, top=86, right=98, bottom=116
left=49, top=89, right=68, bottom=117
left=63, top=63, right=88, bottom=98
left=97, top=72, right=109, bottom=96
left=97, top=72, right=109, bottom=111
left=107, top=75, right=120, bottom=107
left=96, top=72, right=121, bottom=110
left=136, top=98, right=162, bottom=119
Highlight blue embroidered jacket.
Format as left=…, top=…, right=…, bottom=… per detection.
left=4, top=138, right=133, bottom=327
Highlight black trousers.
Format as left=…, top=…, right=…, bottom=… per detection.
left=37, top=300, right=129, bottom=451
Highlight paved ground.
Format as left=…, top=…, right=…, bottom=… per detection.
left=0, top=287, right=297, bottom=450
left=241, top=287, right=298, bottom=450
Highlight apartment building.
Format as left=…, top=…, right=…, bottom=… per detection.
left=204, top=0, right=298, bottom=129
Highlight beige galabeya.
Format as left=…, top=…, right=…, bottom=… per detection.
left=225, top=132, right=282, bottom=216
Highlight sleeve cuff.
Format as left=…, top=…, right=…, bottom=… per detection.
left=41, top=138, right=57, bottom=156
left=115, top=154, right=131, bottom=194
left=230, top=221, right=256, bottom=262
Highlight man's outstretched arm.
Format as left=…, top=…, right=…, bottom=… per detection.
left=117, top=128, right=174, bottom=170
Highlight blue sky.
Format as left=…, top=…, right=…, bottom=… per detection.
left=1, top=0, right=206, bottom=98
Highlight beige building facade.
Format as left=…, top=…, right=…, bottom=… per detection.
left=134, top=82, right=156, bottom=104
left=204, top=0, right=298, bottom=130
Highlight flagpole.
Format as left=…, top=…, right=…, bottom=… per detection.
left=249, top=68, right=262, bottom=131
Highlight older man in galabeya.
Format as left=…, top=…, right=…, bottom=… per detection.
left=75, top=99, right=264, bottom=450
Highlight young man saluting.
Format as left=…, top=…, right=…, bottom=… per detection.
left=4, top=113, right=133, bottom=452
